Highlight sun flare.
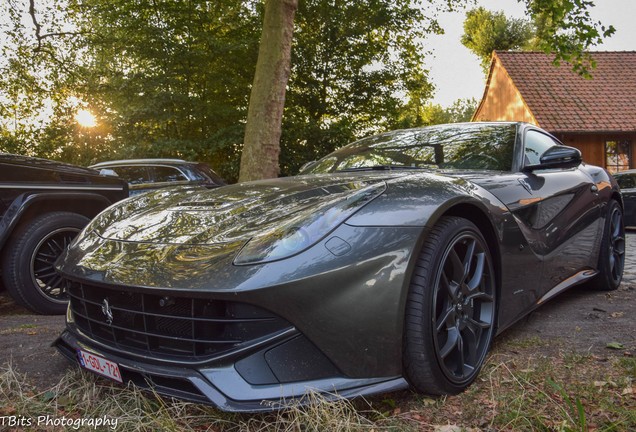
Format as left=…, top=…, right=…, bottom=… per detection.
left=75, top=109, right=97, bottom=128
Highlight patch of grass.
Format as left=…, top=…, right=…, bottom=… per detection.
left=500, top=335, right=550, bottom=350
left=0, top=364, right=419, bottom=432
left=1, top=351, right=633, bottom=432
left=619, top=357, right=636, bottom=377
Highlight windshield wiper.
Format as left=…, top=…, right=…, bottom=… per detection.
left=337, top=165, right=423, bottom=172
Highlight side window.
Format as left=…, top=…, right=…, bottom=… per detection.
left=111, top=166, right=150, bottom=184
left=616, top=174, right=636, bottom=189
left=151, top=166, right=188, bottom=182
left=524, top=130, right=558, bottom=166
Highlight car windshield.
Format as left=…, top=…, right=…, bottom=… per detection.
left=301, top=123, right=517, bottom=174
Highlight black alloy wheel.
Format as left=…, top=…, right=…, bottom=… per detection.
left=2, top=211, right=89, bottom=314
left=593, top=200, right=625, bottom=291
left=404, top=216, right=496, bottom=395
left=31, top=227, right=80, bottom=302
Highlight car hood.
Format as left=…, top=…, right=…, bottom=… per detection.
left=90, top=172, right=404, bottom=246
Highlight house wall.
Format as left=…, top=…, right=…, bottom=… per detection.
left=554, top=132, right=636, bottom=170
left=473, top=58, right=537, bottom=125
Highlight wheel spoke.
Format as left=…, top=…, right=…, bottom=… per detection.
left=466, top=252, right=485, bottom=291
left=615, top=240, right=625, bottom=255
left=50, top=238, right=64, bottom=254
left=35, top=256, right=55, bottom=266
left=466, top=291, right=493, bottom=303
left=466, top=316, right=491, bottom=330
left=611, top=211, right=621, bottom=238
left=37, top=251, right=58, bottom=259
left=456, top=332, right=466, bottom=375
left=612, top=252, right=623, bottom=279
left=440, top=271, right=459, bottom=303
left=36, top=270, right=57, bottom=279
left=461, top=324, right=479, bottom=364
left=439, top=326, right=460, bottom=359
left=462, top=239, right=476, bottom=283
left=47, top=275, right=64, bottom=289
left=448, top=248, right=465, bottom=284
left=437, top=306, right=456, bottom=332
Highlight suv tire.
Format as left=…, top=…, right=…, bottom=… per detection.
left=2, top=212, right=89, bottom=314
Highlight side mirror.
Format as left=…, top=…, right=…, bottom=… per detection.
left=525, top=145, right=582, bottom=171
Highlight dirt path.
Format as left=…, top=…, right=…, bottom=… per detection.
left=1, top=234, right=634, bottom=391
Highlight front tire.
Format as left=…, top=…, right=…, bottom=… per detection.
left=2, top=212, right=89, bottom=314
left=591, top=200, right=625, bottom=291
left=403, top=216, right=496, bottom=395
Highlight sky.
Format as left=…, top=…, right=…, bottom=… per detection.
left=423, top=0, right=636, bottom=107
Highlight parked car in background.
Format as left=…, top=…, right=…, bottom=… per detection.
left=0, top=153, right=128, bottom=314
left=612, top=169, right=636, bottom=227
left=55, top=122, right=624, bottom=411
left=90, top=159, right=226, bottom=195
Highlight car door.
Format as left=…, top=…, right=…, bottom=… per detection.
left=516, top=129, right=602, bottom=291
left=473, top=127, right=602, bottom=322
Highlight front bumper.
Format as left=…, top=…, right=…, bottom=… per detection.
left=55, top=328, right=407, bottom=412
left=54, top=223, right=424, bottom=411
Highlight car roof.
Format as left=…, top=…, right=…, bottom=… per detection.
left=89, top=159, right=194, bottom=168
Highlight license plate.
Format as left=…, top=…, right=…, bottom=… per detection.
left=77, top=349, right=123, bottom=383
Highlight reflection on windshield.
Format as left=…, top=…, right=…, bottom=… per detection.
left=302, top=123, right=517, bottom=174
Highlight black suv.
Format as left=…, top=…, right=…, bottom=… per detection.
left=90, top=159, right=226, bottom=195
left=0, top=153, right=129, bottom=314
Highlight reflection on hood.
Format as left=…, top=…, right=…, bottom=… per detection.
left=95, top=174, right=394, bottom=245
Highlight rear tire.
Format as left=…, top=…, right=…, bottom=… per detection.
left=2, top=212, right=89, bottom=314
left=591, top=200, right=625, bottom=291
left=403, top=216, right=496, bottom=395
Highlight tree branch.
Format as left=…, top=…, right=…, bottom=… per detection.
left=28, top=0, right=83, bottom=53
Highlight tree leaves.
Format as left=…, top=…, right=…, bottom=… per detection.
left=461, top=7, right=535, bottom=74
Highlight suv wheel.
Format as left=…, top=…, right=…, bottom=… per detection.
left=2, top=212, right=89, bottom=314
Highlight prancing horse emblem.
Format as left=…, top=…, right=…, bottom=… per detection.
left=101, top=299, right=113, bottom=325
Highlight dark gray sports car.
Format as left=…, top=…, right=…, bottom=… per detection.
left=54, top=122, right=625, bottom=412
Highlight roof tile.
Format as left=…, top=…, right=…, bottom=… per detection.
left=494, top=51, right=636, bottom=132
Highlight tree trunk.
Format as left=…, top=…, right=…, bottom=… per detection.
left=238, top=0, right=298, bottom=182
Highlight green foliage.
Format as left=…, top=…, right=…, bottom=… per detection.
left=547, top=378, right=587, bottom=432
left=528, top=0, right=616, bottom=77
left=392, top=98, right=478, bottom=130
left=66, top=0, right=261, bottom=180
left=461, top=1, right=617, bottom=78
left=279, top=0, right=439, bottom=176
left=0, top=0, right=616, bottom=180
left=0, top=0, right=82, bottom=159
left=461, top=7, right=534, bottom=73
left=0, top=0, right=261, bottom=181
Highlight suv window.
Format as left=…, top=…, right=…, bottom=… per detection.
left=524, top=130, right=558, bottom=166
left=151, top=166, right=188, bottom=182
left=111, top=166, right=150, bottom=184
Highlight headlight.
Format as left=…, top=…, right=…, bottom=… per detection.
left=69, top=209, right=111, bottom=249
left=233, top=181, right=385, bottom=264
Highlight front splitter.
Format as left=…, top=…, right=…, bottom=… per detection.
left=54, top=330, right=408, bottom=412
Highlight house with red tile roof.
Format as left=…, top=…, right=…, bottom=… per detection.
left=473, top=51, right=636, bottom=172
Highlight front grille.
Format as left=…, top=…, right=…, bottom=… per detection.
left=67, top=281, right=292, bottom=361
